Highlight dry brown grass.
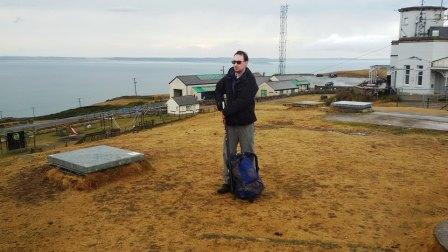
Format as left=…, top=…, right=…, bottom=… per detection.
left=0, top=95, right=447, bottom=251
left=45, top=159, right=152, bottom=190
left=334, top=69, right=387, bottom=78
left=95, top=94, right=169, bottom=106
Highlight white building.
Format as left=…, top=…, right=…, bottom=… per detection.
left=166, top=95, right=199, bottom=115
left=257, top=80, right=302, bottom=97
left=169, top=74, right=224, bottom=101
left=390, top=5, right=448, bottom=95
left=168, top=73, right=265, bottom=101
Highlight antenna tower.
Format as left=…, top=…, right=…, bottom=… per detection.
left=278, top=2, right=288, bottom=75
left=416, top=0, right=427, bottom=36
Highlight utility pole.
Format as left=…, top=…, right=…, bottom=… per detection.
left=0, top=111, right=2, bottom=120
left=221, top=66, right=225, bottom=75
left=133, top=77, right=138, bottom=96
left=77, top=97, right=82, bottom=108
left=32, top=106, right=36, bottom=119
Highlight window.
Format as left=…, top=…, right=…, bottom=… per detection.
left=432, top=30, right=440, bottom=37
left=417, top=65, right=423, bottom=86
left=403, top=17, right=409, bottom=26
left=405, top=65, right=410, bottom=85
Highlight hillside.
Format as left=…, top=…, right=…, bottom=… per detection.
left=1, top=95, right=447, bottom=251
left=333, top=69, right=388, bottom=78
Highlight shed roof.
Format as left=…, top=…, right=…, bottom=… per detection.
left=255, top=76, right=271, bottom=86
left=173, top=72, right=263, bottom=86
left=266, top=80, right=299, bottom=91
left=175, top=74, right=224, bottom=86
left=192, top=86, right=216, bottom=93
left=172, top=95, right=198, bottom=106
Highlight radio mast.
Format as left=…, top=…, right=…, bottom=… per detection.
left=278, top=1, right=289, bottom=75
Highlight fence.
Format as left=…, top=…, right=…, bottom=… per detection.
left=0, top=110, right=197, bottom=157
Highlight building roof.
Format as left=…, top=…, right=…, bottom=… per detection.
left=172, top=95, right=198, bottom=106
left=175, top=74, right=225, bottom=86
left=172, top=72, right=263, bottom=86
left=192, top=86, right=215, bottom=93
left=266, top=80, right=299, bottom=91
left=255, top=76, right=271, bottom=86
left=431, top=57, right=448, bottom=69
left=398, top=6, right=447, bottom=12
left=397, top=37, right=448, bottom=43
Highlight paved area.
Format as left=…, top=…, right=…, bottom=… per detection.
left=435, top=221, right=448, bottom=251
left=326, top=111, right=448, bottom=131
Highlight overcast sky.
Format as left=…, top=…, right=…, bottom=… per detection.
left=0, top=0, right=445, bottom=58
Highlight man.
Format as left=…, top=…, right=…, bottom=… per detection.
left=214, top=51, right=259, bottom=194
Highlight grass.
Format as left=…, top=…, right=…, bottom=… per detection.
left=0, top=94, right=170, bottom=123
left=0, top=114, right=181, bottom=158
left=332, top=68, right=388, bottom=78
left=0, top=94, right=447, bottom=250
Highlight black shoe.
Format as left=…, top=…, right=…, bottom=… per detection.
left=217, top=184, right=231, bottom=194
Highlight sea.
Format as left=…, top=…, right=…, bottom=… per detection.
left=0, top=57, right=388, bottom=118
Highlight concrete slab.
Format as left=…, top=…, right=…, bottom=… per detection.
left=332, top=101, right=372, bottom=110
left=326, top=111, right=448, bottom=131
left=48, top=145, right=144, bottom=175
left=435, top=221, right=448, bottom=251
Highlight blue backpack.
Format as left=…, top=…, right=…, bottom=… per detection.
left=229, top=152, right=264, bottom=201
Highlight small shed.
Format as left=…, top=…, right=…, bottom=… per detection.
left=258, top=80, right=300, bottom=97
left=166, top=95, right=199, bottom=115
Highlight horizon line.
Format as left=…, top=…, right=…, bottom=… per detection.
left=0, top=56, right=389, bottom=60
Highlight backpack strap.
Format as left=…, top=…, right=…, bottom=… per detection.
left=246, top=152, right=260, bottom=172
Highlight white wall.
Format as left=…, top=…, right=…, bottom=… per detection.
left=169, top=78, right=187, bottom=98
left=392, top=41, right=448, bottom=94
left=400, top=9, right=445, bottom=38
left=166, top=98, right=200, bottom=115
left=257, top=83, right=276, bottom=97
left=166, top=98, right=179, bottom=114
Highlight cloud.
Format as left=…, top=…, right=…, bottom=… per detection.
left=0, top=0, right=425, bottom=58
left=108, top=7, right=140, bottom=13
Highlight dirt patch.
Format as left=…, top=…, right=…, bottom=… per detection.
left=46, top=159, right=152, bottom=191
left=257, top=120, right=295, bottom=130
left=6, top=165, right=63, bottom=204
left=282, top=175, right=328, bottom=198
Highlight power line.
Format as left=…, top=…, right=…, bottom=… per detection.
left=77, top=97, right=82, bottom=108
left=312, top=44, right=392, bottom=74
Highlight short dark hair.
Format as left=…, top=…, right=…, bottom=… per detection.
left=234, top=51, right=249, bottom=62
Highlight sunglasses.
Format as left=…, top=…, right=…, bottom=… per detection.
left=232, top=60, right=244, bottom=65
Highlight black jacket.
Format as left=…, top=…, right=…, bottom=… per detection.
left=215, top=67, right=258, bottom=126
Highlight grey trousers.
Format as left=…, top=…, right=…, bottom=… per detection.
left=222, top=123, right=255, bottom=184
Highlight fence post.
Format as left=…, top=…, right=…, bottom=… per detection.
left=33, top=128, right=36, bottom=150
